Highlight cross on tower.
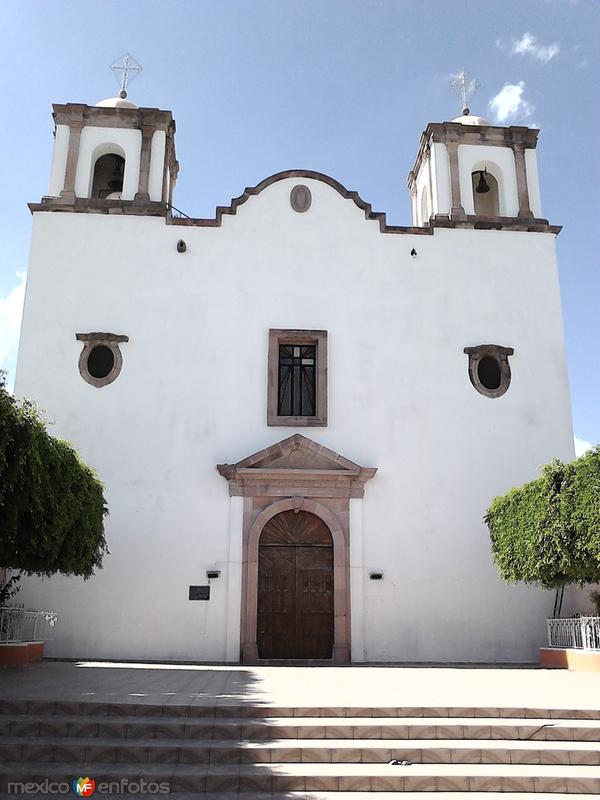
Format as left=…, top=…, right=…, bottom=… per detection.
left=449, top=69, right=480, bottom=116
left=110, top=53, right=143, bottom=98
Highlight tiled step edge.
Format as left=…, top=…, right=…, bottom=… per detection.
left=2, top=736, right=600, bottom=765
left=2, top=714, right=600, bottom=742
left=2, top=762, right=600, bottom=794
left=0, top=700, right=599, bottom=719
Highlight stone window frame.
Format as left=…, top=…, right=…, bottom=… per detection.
left=76, top=332, right=129, bottom=388
left=267, top=329, right=327, bottom=427
left=464, top=344, right=514, bottom=399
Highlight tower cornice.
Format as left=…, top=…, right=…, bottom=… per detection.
left=52, top=103, right=175, bottom=133
left=409, top=122, right=539, bottom=189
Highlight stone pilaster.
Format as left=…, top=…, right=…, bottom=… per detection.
left=514, top=143, right=534, bottom=219
left=446, top=140, right=466, bottom=220
left=134, top=125, right=154, bottom=202
left=60, top=116, right=84, bottom=200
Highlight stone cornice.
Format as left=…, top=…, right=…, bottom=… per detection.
left=428, top=122, right=539, bottom=147
left=76, top=332, right=129, bottom=343
left=52, top=103, right=175, bottom=133
left=431, top=214, right=561, bottom=234
left=28, top=198, right=167, bottom=216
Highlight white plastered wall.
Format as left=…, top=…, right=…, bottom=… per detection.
left=149, top=131, right=166, bottom=202
left=431, top=142, right=451, bottom=216
left=224, top=496, right=244, bottom=662
left=415, top=163, right=431, bottom=227
left=525, top=149, right=542, bottom=218
left=459, top=145, right=519, bottom=217
left=349, top=498, right=365, bottom=661
left=75, top=127, right=142, bottom=200
left=48, top=125, right=70, bottom=197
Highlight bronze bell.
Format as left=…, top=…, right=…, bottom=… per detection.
left=475, top=169, right=491, bottom=194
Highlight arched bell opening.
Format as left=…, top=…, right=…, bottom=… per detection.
left=471, top=168, right=500, bottom=216
left=91, top=153, right=125, bottom=199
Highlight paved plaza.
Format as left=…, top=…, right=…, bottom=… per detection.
left=0, top=661, right=597, bottom=710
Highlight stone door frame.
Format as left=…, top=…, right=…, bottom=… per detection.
left=217, top=434, right=377, bottom=664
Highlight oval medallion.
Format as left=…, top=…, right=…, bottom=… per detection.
left=290, top=184, right=312, bottom=213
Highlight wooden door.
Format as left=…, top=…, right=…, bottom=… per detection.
left=257, top=510, right=334, bottom=659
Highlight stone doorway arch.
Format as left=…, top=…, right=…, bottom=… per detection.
left=217, top=434, right=377, bottom=663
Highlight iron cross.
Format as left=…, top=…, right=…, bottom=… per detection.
left=110, top=53, right=143, bottom=97
left=449, top=69, right=480, bottom=116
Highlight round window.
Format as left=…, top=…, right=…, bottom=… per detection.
left=76, top=333, right=128, bottom=388
left=477, top=356, right=502, bottom=391
left=464, top=344, right=514, bottom=399
left=87, top=345, right=115, bottom=379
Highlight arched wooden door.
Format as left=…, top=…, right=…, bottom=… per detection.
left=257, top=510, right=334, bottom=659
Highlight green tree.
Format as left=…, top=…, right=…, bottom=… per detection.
left=485, top=447, right=600, bottom=616
left=0, top=372, right=108, bottom=603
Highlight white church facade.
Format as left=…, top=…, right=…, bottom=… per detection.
left=14, top=90, right=575, bottom=663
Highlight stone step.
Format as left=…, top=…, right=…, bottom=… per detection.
left=1, top=700, right=599, bottom=720
left=2, top=713, right=600, bottom=741
left=1, top=735, right=600, bottom=765
left=1, top=761, right=600, bottom=793
left=1, top=794, right=599, bottom=800
left=164, top=795, right=600, bottom=800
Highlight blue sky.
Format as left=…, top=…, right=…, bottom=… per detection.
left=0, top=0, right=597, bottom=451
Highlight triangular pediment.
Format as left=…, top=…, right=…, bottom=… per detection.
left=219, top=434, right=362, bottom=474
left=217, top=433, right=376, bottom=478
left=217, top=433, right=377, bottom=493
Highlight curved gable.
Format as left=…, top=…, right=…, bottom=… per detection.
left=170, top=169, right=429, bottom=234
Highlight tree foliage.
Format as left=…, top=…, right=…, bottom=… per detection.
left=0, top=372, right=108, bottom=585
left=485, top=448, right=600, bottom=590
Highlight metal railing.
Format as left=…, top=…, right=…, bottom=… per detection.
left=0, top=606, right=57, bottom=644
left=165, top=202, right=191, bottom=220
left=547, top=616, right=600, bottom=650
left=0, top=605, right=24, bottom=643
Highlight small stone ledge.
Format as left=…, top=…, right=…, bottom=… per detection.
left=28, top=198, right=167, bottom=217
left=433, top=215, right=561, bottom=234
left=540, top=647, right=600, bottom=671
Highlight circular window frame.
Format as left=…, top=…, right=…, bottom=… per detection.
left=464, top=344, right=514, bottom=399
left=76, top=332, right=129, bottom=388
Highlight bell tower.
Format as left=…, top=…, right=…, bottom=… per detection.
left=407, top=71, right=547, bottom=230
left=32, top=55, right=177, bottom=216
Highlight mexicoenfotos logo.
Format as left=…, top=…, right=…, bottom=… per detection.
left=7, top=777, right=170, bottom=794
left=72, top=778, right=95, bottom=797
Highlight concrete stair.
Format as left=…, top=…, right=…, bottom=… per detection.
left=1, top=701, right=600, bottom=795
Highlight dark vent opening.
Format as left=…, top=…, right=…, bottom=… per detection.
left=87, top=345, right=115, bottom=379
left=477, top=356, right=502, bottom=390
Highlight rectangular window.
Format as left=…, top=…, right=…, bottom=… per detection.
left=278, top=344, right=316, bottom=416
left=268, top=330, right=327, bottom=426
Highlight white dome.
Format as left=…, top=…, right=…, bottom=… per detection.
left=95, top=96, right=138, bottom=110
left=451, top=113, right=492, bottom=126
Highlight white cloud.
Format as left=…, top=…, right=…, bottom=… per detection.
left=489, top=82, right=535, bottom=124
left=0, top=271, right=26, bottom=391
left=574, top=435, right=594, bottom=458
left=511, top=32, right=560, bottom=63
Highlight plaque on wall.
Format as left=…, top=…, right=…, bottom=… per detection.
left=290, top=184, right=312, bottom=213
left=189, top=585, right=210, bottom=600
